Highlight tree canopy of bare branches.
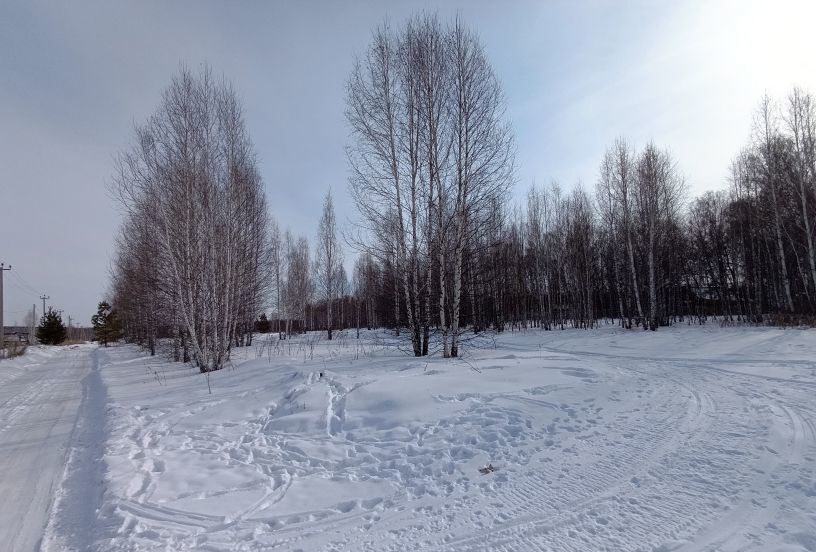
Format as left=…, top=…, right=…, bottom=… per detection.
left=110, top=65, right=269, bottom=372
left=347, top=14, right=514, bottom=357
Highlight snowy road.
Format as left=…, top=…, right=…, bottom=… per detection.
left=0, top=345, right=100, bottom=552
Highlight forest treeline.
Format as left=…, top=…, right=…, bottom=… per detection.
left=109, top=15, right=816, bottom=369
left=352, top=87, right=816, bottom=343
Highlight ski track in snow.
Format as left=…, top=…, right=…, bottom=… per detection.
left=11, top=325, right=815, bottom=551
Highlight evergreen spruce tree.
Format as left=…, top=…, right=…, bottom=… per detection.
left=36, top=308, right=67, bottom=345
left=256, top=313, right=272, bottom=333
left=91, top=301, right=122, bottom=347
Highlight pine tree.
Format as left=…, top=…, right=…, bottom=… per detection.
left=37, top=308, right=67, bottom=345
left=256, top=313, right=271, bottom=333
left=91, top=301, right=122, bottom=347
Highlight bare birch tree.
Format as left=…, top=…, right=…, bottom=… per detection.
left=348, top=14, right=514, bottom=357
left=110, top=65, right=269, bottom=371
left=315, top=190, right=344, bottom=339
left=756, top=95, right=795, bottom=312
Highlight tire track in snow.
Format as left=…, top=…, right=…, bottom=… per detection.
left=422, top=366, right=713, bottom=551
left=391, top=351, right=812, bottom=552
left=41, top=348, right=110, bottom=551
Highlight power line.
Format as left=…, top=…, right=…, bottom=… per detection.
left=10, top=271, right=39, bottom=295
left=12, top=268, right=39, bottom=288
left=7, top=280, right=38, bottom=297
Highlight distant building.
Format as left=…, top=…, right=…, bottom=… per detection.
left=2, top=327, right=31, bottom=345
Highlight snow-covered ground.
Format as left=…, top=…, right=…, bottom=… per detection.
left=4, top=325, right=815, bottom=551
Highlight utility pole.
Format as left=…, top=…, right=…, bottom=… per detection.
left=31, top=304, right=36, bottom=344
left=1, top=263, right=12, bottom=356
left=40, top=294, right=50, bottom=318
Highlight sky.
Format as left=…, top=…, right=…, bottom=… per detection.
left=1, top=0, right=815, bottom=325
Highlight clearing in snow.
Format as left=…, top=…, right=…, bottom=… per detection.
left=2, top=324, right=815, bottom=551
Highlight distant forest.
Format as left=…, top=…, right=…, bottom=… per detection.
left=109, top=14, right=816, bottom=370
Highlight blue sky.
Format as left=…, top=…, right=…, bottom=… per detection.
left=1, top=0, right=815, bottom=323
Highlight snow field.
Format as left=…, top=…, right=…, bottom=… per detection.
left=89, top=325, right=816, bottom=551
